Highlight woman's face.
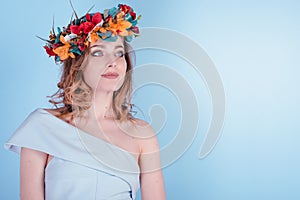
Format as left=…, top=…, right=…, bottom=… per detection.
left=83, top=37, right=127, bottom=93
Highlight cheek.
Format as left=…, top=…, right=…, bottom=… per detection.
left=114, top=59, right=128, bottom=89
left=82, top=69, right=95, bottom=88
left=118, top=58, right=128, bottom=75
left=82, top=62, right=104, bottom=88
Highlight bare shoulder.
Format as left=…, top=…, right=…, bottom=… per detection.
left=129, top=118, right=156, bottom=137
left=128, top=118, right=160, bottom=153
left=131, top=118, right=152, bottom=129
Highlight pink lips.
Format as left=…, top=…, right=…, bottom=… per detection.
left=101, top=72, right=119, bottom=79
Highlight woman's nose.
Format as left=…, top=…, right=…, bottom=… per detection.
left=107, top=62, right=116, bottom=68
left=107, top=58, right=117, bottom=68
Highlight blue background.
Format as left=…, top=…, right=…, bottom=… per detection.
left=1, top=0, right=300, bottom=199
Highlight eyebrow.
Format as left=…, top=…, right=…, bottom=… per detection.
left=90, top=44, right=124, bottom=49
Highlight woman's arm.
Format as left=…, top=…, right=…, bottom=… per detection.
left=20, top=147, right=47, bottom=200
left=137, top=124, right=166, bottom=200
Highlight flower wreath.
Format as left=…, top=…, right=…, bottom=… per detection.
left=42, top=4, right=141, bottom=62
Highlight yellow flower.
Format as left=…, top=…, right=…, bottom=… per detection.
left=99, top=27, right=107, bottom=33
left=108, top=18, right=132, bottom=36
left=53, top=35, right=75, bottom=60
left=115, top=12, right=125, bottom=22
left=89, top=31, right=100, bottom=43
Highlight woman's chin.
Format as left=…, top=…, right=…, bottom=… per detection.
left=94, top=79, right=124, bottom=93
left=94, top=85, right=122, bottom=94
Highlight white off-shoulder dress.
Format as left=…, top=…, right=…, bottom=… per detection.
left=4, top=108, right=140, bottom=200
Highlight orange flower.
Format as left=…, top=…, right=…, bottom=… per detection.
left=89, top=32, right=100, bottom=43
left=116, top=12, right=125, bottom=22
left=99, top=27, right=107, bottom=33
left=53, top=36, right=75, bottom=60
left=108, top=18, right=132, bottom=36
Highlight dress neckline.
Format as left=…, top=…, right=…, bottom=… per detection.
left=37, top=108, right=139, bottom=164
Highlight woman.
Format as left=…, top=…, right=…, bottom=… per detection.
left=5, top=4, right=166, bottom=200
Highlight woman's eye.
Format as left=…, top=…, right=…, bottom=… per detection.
left=91, top=51, right=103, bottom=57
left=115, top=51, right=125, bottom=57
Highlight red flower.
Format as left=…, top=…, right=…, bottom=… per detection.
left=70, top=25, right=80, bottom=34
left=44, top=46, right=56, bottom=57
left=70, top=13, right=102, bottom=35
left=86, top=13, right=91, bottom=22
left=130, top=11, right=136, bottom=20
left=78, top=43, right=86, bottom=52
left=79, top=22, right=95, bottom=34
left=119, top=4, right=131, bottom=13
left=75, top=36, right=87, bottom=51
left=92, top=12, right=102, bottom=25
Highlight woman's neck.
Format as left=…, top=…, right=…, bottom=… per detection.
left=84, top=91, right=115, bottom=121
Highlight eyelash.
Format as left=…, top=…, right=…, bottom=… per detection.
left=91, top=51, right=125, bottom=57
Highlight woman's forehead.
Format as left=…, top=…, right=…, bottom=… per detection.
left=91, top=37, right=124, bottom=48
